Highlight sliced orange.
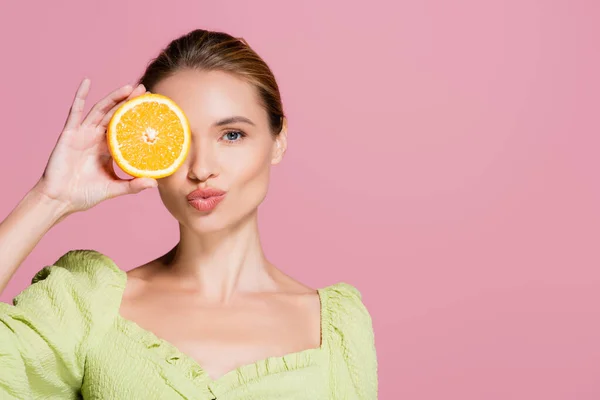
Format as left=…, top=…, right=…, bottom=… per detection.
left=107, top=93, right=191, bottom=178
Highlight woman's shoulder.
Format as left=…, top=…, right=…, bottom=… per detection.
left=319, top=282, right=363, bottom=298
left=7, top=250, right=128, bottom=352
left=319, top=282, right=374, bottom=337
left=319, top=282, right=368, bottom=311
left=14, top=249, right=126, bottom=310
left=29, top=249, right=126, bottom=289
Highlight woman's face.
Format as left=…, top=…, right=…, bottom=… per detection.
left=152, top=69, right=287, bottom=234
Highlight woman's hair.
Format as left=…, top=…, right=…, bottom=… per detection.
left=139, top=29, right=284, bottom=135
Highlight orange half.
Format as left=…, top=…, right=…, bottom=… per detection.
left=107, top=93, right=191, bottom=178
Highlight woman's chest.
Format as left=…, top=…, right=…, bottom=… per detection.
left=118, top=292, right=321, bottom=381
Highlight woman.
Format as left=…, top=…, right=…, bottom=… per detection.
left=0, top=29, right=377, bottom=399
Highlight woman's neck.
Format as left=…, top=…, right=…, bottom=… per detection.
left=159, top=215, right=278, bottom=302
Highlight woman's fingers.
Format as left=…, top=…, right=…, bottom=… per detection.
left=98, top=84, right=146, bottom=130
left=80, top=84, right=135, bottom=127
left=63, top=78, right=91, bottom=132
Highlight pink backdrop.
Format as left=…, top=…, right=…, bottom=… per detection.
left=2, top=1, right=599, bottom=398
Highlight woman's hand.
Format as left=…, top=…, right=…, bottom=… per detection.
left=34, top=78, right=157, bottom=215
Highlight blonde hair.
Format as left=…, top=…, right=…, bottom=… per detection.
left=139, top=29, right=285, bottom=135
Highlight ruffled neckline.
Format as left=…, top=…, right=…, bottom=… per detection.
left=103, top=253, right=335, bottom=397
left=116, top=311, right=327, bottom=397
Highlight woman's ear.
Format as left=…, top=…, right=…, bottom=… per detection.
left=271, top=117, right=288, bottom=165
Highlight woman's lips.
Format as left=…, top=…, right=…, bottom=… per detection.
left=186, top=188, right=227, bottom=212
left=188, top=195, right=225, bottom=212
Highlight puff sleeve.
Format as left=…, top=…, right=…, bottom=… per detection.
left=0, top=250, right=125, bottom=399
left=323, top=283, right=378, bottom=399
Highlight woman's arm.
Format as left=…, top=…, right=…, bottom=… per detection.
left=0, top=79, right=155, bottom=295
left=0, top=186, right=69, bottom=293
left=0, top=79, right=155, bottom=397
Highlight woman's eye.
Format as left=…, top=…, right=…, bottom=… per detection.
left=223, top=131, right=245, bottom=142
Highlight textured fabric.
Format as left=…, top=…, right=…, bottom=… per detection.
left=0, top=250, right=377, bottom=399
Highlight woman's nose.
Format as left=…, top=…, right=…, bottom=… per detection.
left=186, top=139, right=219, bottom=182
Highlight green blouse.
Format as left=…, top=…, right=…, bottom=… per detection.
left=0, top=250, right=377, bottom=399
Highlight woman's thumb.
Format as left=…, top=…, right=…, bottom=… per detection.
left=129, top=178, right=158, bottom=193
left=109, top=178, right=157, bottom=197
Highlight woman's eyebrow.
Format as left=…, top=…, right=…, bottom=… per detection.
left=213, top=116, right=255, bottom=127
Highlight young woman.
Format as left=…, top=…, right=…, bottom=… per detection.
left=0, top=29, right=377, bottom=399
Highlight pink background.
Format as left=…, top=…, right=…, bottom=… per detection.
left=1, top=0, right=599, bottom=398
